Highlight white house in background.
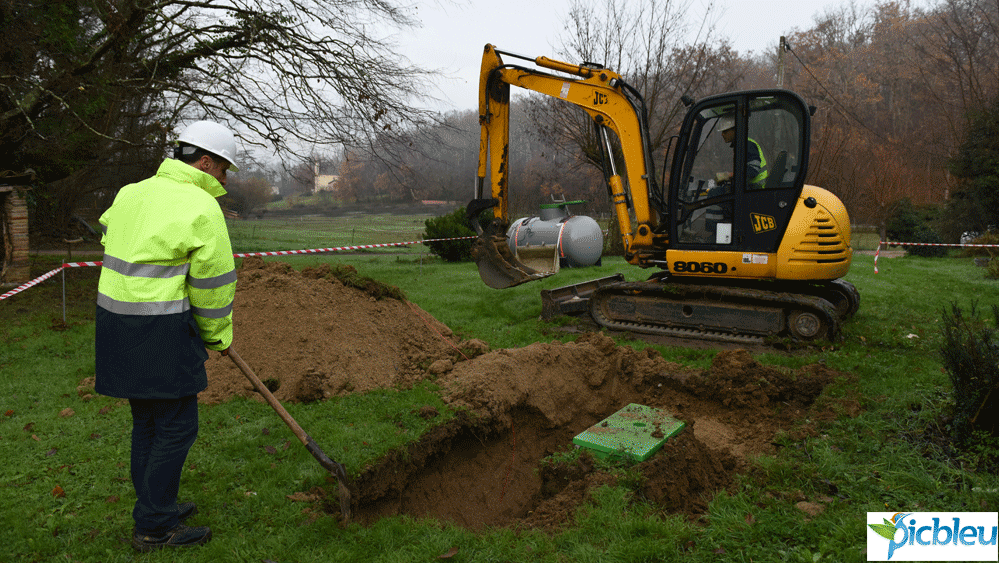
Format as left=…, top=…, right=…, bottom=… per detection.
left=313, top=162, right=339, bottom=193
left=314, top=175, right=338, bottom=193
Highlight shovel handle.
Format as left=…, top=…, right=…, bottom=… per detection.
left=228, top=348, right=309, bottom=444
left=226, top=347, right=352, bottom=520
left=227, top=348, right=348, bottom=479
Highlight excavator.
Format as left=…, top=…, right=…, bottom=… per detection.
left=466, top=44, right=859, bottom=344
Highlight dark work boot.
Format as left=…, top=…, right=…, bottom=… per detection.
left=132, top=524, right=212, bottom=552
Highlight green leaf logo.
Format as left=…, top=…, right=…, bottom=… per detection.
left=869, top=519, right=898, bottom=540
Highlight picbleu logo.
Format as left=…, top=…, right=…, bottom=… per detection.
left=867, top=512, right=998, bottom=561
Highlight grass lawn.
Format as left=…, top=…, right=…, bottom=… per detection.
left=1, top=217, right=996, bottom=562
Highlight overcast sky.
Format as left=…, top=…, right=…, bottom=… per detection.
left=395, top=0, right=844, bottom=112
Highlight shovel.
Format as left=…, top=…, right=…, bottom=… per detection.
left=227, top=347, right=352, bottom=521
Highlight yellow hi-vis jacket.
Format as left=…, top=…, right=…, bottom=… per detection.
left=748, top=138, right=768, bottom=189
left=95, top=158, right=236, bottom=399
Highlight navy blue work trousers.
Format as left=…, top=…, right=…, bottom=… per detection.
left=128, top=395, right=199, bottom=535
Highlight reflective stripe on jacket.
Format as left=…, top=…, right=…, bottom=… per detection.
left=95, top=158, right=235, bottom=398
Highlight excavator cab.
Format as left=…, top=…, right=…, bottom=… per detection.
left=670, top=90, right=810, bottom=254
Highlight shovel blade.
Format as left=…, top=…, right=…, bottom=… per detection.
left=305, top=436, right=352, bottom=522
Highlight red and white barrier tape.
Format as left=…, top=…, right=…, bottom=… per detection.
left=881, top=241, right=998, bottom=249
left=1, top=266, right=66, bottom=301
left=874, top=240, right=998, bottom=273
left=233, top=236, right=476, bottom=258
left=1, top=237, right=478, bottom=302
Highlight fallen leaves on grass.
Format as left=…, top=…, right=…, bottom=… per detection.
left=286, top=490, right=322, bottom=503
left=796, top=500, right=827, bottom=520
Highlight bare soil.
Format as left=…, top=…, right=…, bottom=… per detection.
left=200, top=258, right=459, bottom=404
left=201, top=258, right=858, bottom=531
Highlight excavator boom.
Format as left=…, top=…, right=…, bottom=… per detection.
left=468, top=44, right=660, bottom=287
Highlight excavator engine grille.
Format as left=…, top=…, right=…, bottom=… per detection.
left=789, top=208, right=850, bottom=264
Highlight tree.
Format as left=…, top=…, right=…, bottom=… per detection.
left=787, top=1, right=909, bottom=227
left=223, top=176, right=275, bottom=216
left=332, top=152, right=369, bottom=203
left=907, top=0, right=999, bottom=142
left=528, top=0, right=748, bottom=219
left=423, top=208, right=475, bottom=262
left=941, top=104, right=1000, bottom=241
left=1, top=0, right=438, bottom=234
left=286, top=161, right=317, bottom=197
left=370, top=110, right=483, bottom=204
left=331, top=105, right=585, bottom=213
left=785, top=0, right=998, bottom=228
left=940, top=302, right=999, bottom=446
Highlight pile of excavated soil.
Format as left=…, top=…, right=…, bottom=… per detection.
left=198, top=258, right=857, bottom=531
left=201, top=257, right=478, bottom=404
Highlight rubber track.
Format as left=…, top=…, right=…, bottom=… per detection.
left=589, top=280, right=841, bottom=344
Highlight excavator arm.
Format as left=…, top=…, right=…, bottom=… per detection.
left=467, top=44, right=665, bottom=288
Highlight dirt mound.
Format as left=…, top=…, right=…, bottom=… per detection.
left=200, top=257, right=469, bottom=404
left=199, top=259, right=855, bottom=531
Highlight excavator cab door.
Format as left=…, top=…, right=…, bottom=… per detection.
left=669, top=90, right=811, bottom=254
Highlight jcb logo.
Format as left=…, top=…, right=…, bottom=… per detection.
left=593, top=92, right=608, bottom=105
left=751, top=213, right=776, bottom=234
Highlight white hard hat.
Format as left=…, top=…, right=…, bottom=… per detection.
left=176, top=121, right=239, bottom=171
left=718, top=115, right=736, bottom=132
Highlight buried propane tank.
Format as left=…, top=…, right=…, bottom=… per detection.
left=506, top=199, right=603, bottom=273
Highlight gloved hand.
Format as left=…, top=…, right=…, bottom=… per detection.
left=714, top=172, right=732, bottom=183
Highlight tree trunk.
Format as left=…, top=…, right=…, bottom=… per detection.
left=604, top=214, right=625, bottom=256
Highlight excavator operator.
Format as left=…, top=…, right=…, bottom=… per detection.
left=715, top=115, right=768, bottom=190
left=697, top=114, right=768, bottom=243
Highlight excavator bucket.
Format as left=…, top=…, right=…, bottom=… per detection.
left=513, top=244, right=560, bottom=276
left=471, top=233, right=553, bottom=289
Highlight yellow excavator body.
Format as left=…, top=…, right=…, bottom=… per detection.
left=660, top=185, right=853, bottom=282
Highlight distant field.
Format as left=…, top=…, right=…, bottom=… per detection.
left=225, top=214, right=436, bottom=253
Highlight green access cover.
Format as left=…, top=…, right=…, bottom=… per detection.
left=573, top=404, right=685, bottom=462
